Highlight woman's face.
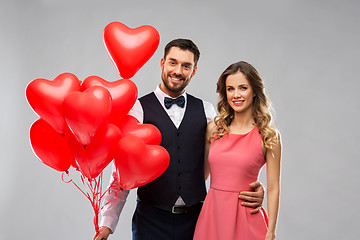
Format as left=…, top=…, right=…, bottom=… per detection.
left=225, top=71, right=255, bottom=114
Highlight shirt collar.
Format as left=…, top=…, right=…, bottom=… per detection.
left=154, top=85, right=187, bottom=101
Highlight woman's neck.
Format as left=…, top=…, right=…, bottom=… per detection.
left=230, top=110, right=255, bottom=133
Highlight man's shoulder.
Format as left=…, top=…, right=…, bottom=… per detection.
left=186, top=93, right=204, bottom=102
left=187, top=93, right=213, bottom=106
left=139, top=92, right=155, bottom=101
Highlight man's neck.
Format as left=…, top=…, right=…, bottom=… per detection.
left=159, top=84, right=184, bottom=98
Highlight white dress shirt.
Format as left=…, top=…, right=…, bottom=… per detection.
left=100, top=85, right=216, bottom=233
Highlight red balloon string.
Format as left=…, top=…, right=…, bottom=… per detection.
left=61, top=170, right=118, bottom=235
left=100, top=179, right=120, bottom=210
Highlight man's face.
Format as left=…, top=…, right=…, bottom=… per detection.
left=160, top=47, right=197, bottom=98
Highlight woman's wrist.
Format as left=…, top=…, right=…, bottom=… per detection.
left=265, top=231, right=276, bottom=239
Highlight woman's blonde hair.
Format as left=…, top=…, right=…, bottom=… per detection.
left=214, top=61, right=278, bottom=150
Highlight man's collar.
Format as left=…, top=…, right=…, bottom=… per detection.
left=155, top=85, right=187, bottom=100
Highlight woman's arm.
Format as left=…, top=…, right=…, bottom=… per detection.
left=204, top=121, right=215, bottom=181
left=265, top=132, right=282, bottom=240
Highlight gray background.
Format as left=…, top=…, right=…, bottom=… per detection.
left=1, top=0, right=359, bottom=239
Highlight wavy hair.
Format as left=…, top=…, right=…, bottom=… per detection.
left=214, top=61, right=278, bottom=150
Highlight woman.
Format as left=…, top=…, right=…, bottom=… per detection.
left=193, top=61, right=281, bottom=240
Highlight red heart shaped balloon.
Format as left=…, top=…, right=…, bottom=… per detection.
left=81, top=76, right=138, bottom=122
left=63, top=86, right=112, bottom=146
left=115, top=115, right=161, bottom=145
left=66, top=124, right=121, bottom=179
left=103, top=22, right=160, bottom=79
left=26, top=73, right=81, bottom=133
left=115, top=135, right=170, bottom=190
left=30, top=119, right=73, bottom=172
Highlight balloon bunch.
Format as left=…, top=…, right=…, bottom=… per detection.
left=26, top=22, right=169, bottom=234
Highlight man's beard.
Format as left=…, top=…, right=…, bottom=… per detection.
left=161, top=72, right=187, bottom=96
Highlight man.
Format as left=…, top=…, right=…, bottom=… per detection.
left=94, top=39, right=264, bottom=240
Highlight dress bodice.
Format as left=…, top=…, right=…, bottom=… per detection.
left=208, top=126, right=266, bottom=192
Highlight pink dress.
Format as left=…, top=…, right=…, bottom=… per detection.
left=193, top=126, right=268, bottom=240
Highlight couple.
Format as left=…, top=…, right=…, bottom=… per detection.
left=94, top=38, right=281, bottom=240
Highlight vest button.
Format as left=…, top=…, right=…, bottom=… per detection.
left=177, top=146, right=181, bottom=150
left=178, top=159, right=181, bottom=164
left=177, top=132, right=181, bottom=136
left=178, top=172, right=182, bottom=177
left=178, top=186, right=182, bottom=191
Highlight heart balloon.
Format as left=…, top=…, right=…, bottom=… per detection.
left=81, top=76, right=138, bottom=122
left=26, top=73, right=81, bottom=133
left=103, top=22, right=160, bottom=79
left=30, top=119, right=73, bottom=172
left=66, top=124, right=121, bottom=179
left=63, top=86, right=112, bottom=146
left=115, top=135, right=170, bottom=190
left=115, top=115, right=161, bottom=145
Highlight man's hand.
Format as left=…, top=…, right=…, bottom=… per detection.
left=238, top=181, right=265, bottom=214
left=93, top=226, right=112, bottom=240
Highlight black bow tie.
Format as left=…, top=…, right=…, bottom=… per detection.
left=164, top=96, right=185, bottom=109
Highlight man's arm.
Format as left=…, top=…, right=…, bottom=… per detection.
left=204, top=122, right=215, bottom=180
left=94, top=226, right=112, bottom=240
left=93, top=164, right=130, bottom=239
left=203, top=100, right=217, bottom=124
left=128, top=100, right=143, bottom=123
left=94, top=99, right=143, bottom=239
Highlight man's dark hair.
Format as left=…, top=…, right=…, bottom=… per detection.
left=164, top=38, right=200, bottom=66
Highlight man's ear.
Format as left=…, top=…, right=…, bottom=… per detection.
left=160, top=57, right=165, bottom=69
left=191, top=65, right=198, bottom=78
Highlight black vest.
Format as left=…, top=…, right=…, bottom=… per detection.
left=137, top=92, right=207, bottom=206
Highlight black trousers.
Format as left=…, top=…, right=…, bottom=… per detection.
left=132, top=200, right=202, bottom=240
